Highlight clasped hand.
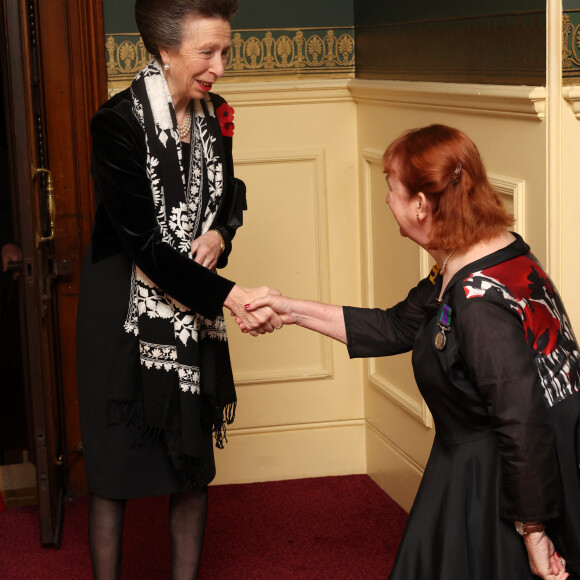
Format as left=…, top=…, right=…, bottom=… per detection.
left=224, top=286, right=285, bottom=337
left=193, top=233, right=287, bottom=336
left=190, top=230, right=223, bottom=271
left=233, top=292, right=294, bottom=335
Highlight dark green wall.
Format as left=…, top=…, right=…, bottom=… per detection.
left=103, top=0, right=134, bottom=34
left=355, top=1, right=545, bottom=25
left=103, top=0, right=355, bottom=81
left=106, top=2, right=580, bottom=86
left=103, top=0, right=354, bottom=32
left=354, top=1, right=546, bottom=85
left=234, top=0, right=353, bottom=28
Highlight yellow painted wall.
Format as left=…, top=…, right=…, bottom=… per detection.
left=209, top=77, right=572, bottom=518
left=350, top=80, right=548, bottom=509
left=98, top=4, right=578, bottom=513
left=208, top=3, right=579, bottom=514
left=213, top=80, right=365, bottom=484
left=561, top=95, right=580, bottom=332
left=109, top=44, right=579, bottom=514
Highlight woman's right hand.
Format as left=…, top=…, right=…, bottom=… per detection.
left=223, top=285, right=283, bottom=336
left=524, top=531, right=568, bottom=580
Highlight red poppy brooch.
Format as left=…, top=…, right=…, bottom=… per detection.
left=216, top=103, right=235, bottom=137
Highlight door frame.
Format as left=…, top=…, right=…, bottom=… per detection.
left=1, top=0, right=64, bottom=546
left=34, top=0, right=108, bottom=497
left=0, top=0, right=107, bottom=544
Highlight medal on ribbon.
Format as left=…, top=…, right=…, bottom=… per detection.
left=435, top=304, right=452, bottom=351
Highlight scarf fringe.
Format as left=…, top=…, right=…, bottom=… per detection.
left=106, top=399, right=164, bottom=448
left=107, top=398, right=220, bottom=488
left=107, top=397, right=236, bottom=451
left=213, top=400, right=236, bottom=449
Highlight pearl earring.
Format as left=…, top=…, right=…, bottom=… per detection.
left=163, top=62, right=170, bottom=70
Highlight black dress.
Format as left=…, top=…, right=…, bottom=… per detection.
left=344, top=234, right=580, bottom=579
left=77, top=89, right=240, bottom=499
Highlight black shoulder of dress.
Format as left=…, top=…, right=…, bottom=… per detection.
left=98, top=87, right=133, bottom=112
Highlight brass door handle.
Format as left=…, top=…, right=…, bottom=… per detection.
left=33, top=167, right=55, bottom=245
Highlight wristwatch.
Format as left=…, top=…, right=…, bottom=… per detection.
left=514, top=521, right=546, bottom=536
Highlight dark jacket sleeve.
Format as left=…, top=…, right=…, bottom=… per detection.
left=343, top=276, right=436, bottom=358
left=89, top=98, right=235, bottom=319
left=456, top=298, right=561, bottom=521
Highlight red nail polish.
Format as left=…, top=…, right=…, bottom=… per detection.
left=244, top=304, right=250, bottom=309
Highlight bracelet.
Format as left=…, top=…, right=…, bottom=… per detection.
left=514, top=521, right=546, bottom=536
left=210, top=229, right=225, bottom=254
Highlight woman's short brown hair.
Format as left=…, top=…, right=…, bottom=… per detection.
left=135, top=0, right=239, bottom=58
left=383, top=124, right=513, bottom=251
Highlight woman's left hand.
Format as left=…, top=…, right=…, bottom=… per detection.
left=524, top=531, right=568, bottom=579
left=190, top=231, right=223, bottom=270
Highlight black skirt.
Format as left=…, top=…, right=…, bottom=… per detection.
left=76, top=246, right=216, bottom=499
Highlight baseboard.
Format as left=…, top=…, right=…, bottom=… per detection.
left=213, top=419, right=366, bottom=485
left=1, top=487, right=38, bottom=508
left=365, top=423, right=423, bottom=513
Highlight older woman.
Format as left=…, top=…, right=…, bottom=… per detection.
left=76, top=1, right=280, bottom=577
left=245, top=125, right=580, bottom=579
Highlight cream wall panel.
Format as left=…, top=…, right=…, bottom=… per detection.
left=487, top=173, right=526, bottom=237
left=365, top=379, right=434, bottom=470
left=225, top=151, right=332, bottom=384
left=362, top=149, right=431, bottom=428
left=560, top=100, right=580, bottom=334
left=353, top=81, right=547, bottom=509
left=351, top=81, right=546, bottom=261
left=212, top=82, right=364, bottom=483
left=208, top=78, right=555, bottom=495
left=366, top=423, right=425, bottom=513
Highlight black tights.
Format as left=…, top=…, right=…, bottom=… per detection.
left=168, top=487, right=209, bottom=579
left=88, top=488, right=208, bottom=580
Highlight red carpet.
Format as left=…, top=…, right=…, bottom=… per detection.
left=0, top=475, right=407, bottom=579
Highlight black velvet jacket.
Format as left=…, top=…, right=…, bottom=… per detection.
left=89, top=88, right=244, bottom=319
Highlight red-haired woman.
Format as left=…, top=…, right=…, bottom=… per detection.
left=244, top=125, right=580, bottom=579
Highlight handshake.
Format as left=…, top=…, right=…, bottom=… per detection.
left=223, top=284, right=291, bottom=336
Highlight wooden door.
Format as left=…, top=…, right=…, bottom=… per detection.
left=33, top=0, right=107, bottom=498
left=0, top=0, right=106, bottom=545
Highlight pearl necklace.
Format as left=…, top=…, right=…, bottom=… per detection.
left=178, top=106, right=192, bottom=140
left=439, top=249, right=456, bottom=274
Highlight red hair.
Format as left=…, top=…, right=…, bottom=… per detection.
left=383, top=124, right=513, bottom=251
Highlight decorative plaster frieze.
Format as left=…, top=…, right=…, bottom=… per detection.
left=105, top=27, right=355, bottom=90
